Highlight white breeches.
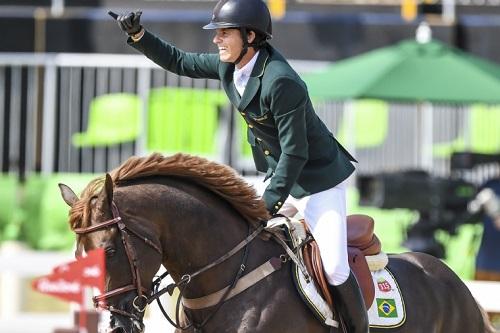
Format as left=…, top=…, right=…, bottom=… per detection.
left=277, top=180, right=350, bottom=286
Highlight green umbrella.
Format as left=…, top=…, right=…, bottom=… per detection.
left=303, top=39, right=500, bottom=104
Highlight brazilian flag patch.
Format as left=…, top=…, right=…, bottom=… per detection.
left=377, top=298, right=398, bottom=318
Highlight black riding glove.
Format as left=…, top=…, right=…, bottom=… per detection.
left=108, top=10, right=142, bottom=36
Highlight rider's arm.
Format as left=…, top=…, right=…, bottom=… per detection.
left=129, top=30, right=220, bottom=80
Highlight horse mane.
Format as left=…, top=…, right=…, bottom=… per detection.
left=69, top=153, right=270, bottom=231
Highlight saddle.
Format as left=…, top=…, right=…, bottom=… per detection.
left=302, top=214, right=381, bottom=310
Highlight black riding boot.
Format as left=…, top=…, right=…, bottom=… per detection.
left=330, top=272, right=369, bottom=333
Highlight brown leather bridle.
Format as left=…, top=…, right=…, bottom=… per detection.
left=73, top=201, right=162, bottom=321
left=73, top=198, right=266, bottom=331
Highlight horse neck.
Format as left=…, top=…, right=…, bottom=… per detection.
left=131, top=177, right=257, bottom=296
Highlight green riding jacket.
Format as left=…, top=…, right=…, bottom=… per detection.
left=129, top=31, right=356, bottom=214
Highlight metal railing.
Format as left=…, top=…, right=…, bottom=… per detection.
left=0, top=52, right=225, bottom=178
left=0, top=52, right=498, bottom=183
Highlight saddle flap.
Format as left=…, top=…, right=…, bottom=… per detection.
left=303, top=238, right=334, bottom=308
left=300, top=221, right=334, bottom=308
left=348, top=246, right=375, bottom=309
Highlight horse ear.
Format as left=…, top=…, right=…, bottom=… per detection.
left=104, top=173, right=114, bottom=202
left=58, top=183, right=78, bottom=207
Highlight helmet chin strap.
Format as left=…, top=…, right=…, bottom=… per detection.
left=233, top=28, right=249, bottom=66
left=233, top=28, right=267, bottom=66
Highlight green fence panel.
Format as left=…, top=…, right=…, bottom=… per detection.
left=436, top=224, right=483, bottom=280
left=434, top=104, right=500, bottom=156
left=147, top=87, right=228, bottom=155
left=337, top=99, right=389, bottom=149
left=73, top=93, right=142, bottom=147
left=20, top=173, right=95, bottom=250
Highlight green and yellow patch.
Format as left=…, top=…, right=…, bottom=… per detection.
left=377, top=298, right=398, bottom=318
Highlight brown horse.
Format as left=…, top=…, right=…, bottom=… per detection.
left=59, top=153, right=496, bottom=333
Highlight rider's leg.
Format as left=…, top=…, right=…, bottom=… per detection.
left=298, top=181, right=368, bottom=333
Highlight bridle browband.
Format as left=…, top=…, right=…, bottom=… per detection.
left=72, top=199, right=267, bottom=330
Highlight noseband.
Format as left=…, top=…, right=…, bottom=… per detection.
left=73, top=201, right=162, bottom=321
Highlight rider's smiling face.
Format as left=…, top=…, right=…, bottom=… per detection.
left=212, top=28, right=243, bottom=63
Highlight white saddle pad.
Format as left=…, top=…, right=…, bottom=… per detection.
left=368, top=268, right=406, bottom=329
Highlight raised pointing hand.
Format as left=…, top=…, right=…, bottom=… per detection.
left=108, top=10, right=143, bottom=36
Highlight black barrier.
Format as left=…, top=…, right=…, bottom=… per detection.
left=358, top=170, right=478, bottom=258
left=358, top=153, right=500, bottom=258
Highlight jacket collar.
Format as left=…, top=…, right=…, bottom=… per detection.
left=221, top=47, right=270, bottom=110
left=222, top=63, right=240, bottom=106
left=239, top=47, right=270, bottom=110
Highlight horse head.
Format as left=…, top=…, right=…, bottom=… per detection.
left=59, top=174, right=163, bottom=333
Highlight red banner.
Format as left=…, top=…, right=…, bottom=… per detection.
left=32, top=248, right=105, bottom=304
left=32, top=269, right=83, bottom=303
left=53, top=248, right=105, bottom=292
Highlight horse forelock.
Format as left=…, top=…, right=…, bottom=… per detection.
left=110, top=153, right=270, bottom=228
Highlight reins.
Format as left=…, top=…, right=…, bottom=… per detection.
left=152, top=226, right=255, bottom=331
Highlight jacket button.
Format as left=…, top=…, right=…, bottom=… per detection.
left=277, top=201, right=282, bottom=206
left=274, top=205, right=279, bottom=210
left=264, top=150, right=270, bottom=155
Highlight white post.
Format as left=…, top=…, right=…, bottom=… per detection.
left=420, top=102, right=434, bottom=170
left=51, top=0, right=65, bottom=17
left=41, top=63, right=57, bottom=174
left=442, top=0, right=456, bottom=24
left=0, top=243, right=25, bottom=320
left=136, top=68, right=151, bottom=156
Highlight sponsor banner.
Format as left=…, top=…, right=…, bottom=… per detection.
left=32, top=248, right=105, bottom=304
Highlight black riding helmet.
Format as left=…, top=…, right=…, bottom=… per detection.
left=203, top=0, right=273, bottom=64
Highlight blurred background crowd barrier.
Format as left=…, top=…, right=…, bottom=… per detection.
left=0, top=0, right=499, bottom=332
